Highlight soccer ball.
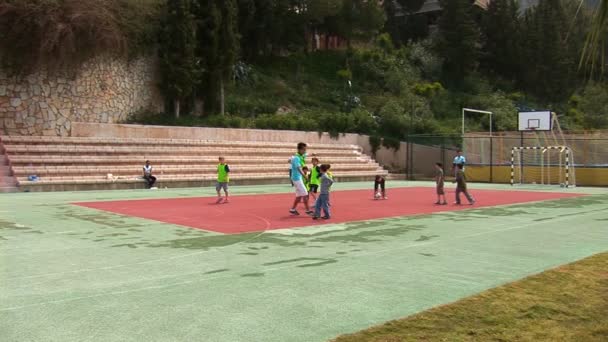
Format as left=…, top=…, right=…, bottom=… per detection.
left=374, top=192, right=382, bottom=199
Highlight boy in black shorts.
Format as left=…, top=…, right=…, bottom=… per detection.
left=374, top=175, right=387, bottom=200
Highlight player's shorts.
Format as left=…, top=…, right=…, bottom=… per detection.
left=216, top=182, right=229, bottom=192
left=374, top=179, right=385, bottom=191
left=293, top=179, right=308, bottom=197
left=309, top=184, right=319, bottom=193
left=436, top=183, right=445, bottom=195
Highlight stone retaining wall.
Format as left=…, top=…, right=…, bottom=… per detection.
left=0, top=56, right=163, bottom=136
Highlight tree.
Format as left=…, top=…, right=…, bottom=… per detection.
left=383, top=0, right=426, bottom=46
left=581, top=0, right=607, bottom=74
left=519, top=0, right=576, bottom=99
left=158, top=0, right=199, bottom=118
left=437, top=0, right=480, bottom=81
left=332, top=0, right=385, bottom=47
left=195, top=0, right=240, bottom=115
left=481, top=0, right=521, bottom=79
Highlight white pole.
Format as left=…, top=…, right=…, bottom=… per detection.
left=462, top=108, right=493, bottom=137
left=462, top=108, right=465, bottom=136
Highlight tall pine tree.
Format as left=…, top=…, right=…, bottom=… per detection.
left=520, top=0, right=574, bottom=99
left=481, top=0, right=521, bottom=79
left=195, top=0, right=240, bottom=114
left=437, top=0, right=480, bottom=81
left=158, top=0, right=199, bottom=118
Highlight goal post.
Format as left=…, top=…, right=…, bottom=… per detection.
left=510, top=146, right=573, bottom=187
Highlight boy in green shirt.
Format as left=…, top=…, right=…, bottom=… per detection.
left=308, top=157, right=321, bottom=203
left=216, top=156, right=230, bottom=204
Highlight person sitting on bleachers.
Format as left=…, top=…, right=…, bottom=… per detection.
left=143, top=160, right=157, bottom=189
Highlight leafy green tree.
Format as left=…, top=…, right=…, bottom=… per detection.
left=333, top=0, right=385, bottom=47
left=572, top=83, right=608, bottom=128
left=436, top=0, right=480, bottom=81
left=158, top=0, right=199, bottom=118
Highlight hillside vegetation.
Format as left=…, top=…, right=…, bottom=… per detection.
left=1, top=0, right=607, bottom=146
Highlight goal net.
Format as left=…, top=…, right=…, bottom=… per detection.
left=511, top=146, right=574, bottom=187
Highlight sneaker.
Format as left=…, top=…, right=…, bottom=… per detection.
left=305, top=210, right=314, bottom=216
left=322, top=216, right=331, bottom=220
left=441, top=202, right=448, bottom=205
left=434, top=201, right=441, bottom=205
left=469, top=200, right=476, bottom=205
left=223, top=199, right=229, bottom=204
left=289, top=209, right=300, bottom=216
left=383, top=196, right=388, bottom=200
left=216, top=198, right=224, bottom=204
left=312, top=216, right=320, bottom=220
left=454, top=202, right=461, bottom=205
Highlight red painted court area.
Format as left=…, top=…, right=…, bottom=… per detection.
left=75, top=187, right=583, bottom=234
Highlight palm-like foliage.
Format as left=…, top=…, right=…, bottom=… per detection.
left=581, top=0, right=608, bottom=74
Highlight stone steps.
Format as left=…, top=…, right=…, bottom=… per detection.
left=3, top=135, right=387, bottom=192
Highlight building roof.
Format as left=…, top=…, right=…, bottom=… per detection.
left=393, top=0, right=491, bottom=16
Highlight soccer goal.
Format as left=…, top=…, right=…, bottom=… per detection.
left=510, top=146, right=574, bottom=187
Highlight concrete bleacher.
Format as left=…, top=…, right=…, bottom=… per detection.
left=0, top=136, right=388, bottom=192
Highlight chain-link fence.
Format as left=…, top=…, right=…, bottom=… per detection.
left=402, top=132, right=608, bottom=186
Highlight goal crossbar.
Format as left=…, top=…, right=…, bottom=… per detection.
left=510, top=146, right=571, bottom=187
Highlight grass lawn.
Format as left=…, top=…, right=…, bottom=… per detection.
left=334, top=252, right=608, bottom=342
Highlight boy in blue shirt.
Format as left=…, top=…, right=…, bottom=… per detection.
left=313, top=164, right=333, bottom=220
left=452, top=149, right=466, bottom=177
left=290, top=142, right=313, bottom=216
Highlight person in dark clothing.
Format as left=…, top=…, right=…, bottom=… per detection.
left=434, top=162, right=447, bottom=205
left=454, top=164, right=475, bottom=205
left=374, top=175, right=387, bottom=199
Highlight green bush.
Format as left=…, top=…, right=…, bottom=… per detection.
left=571, top=84, right=608, bottom=129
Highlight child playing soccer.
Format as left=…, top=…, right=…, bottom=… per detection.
left=434, top=162, right=447, bottom=205
left=454, top=164, right=475, bottom=205
left=302, top=166, right=310, bottom=191
left=374, top=175, right=387, bottom=200
left=313, top=164, right=333, bottom=220
left=308, top=157, right=321, bottom=203
left=216, top=157, right=230, bottom=204
left=290, top=142, right=313, bottom=216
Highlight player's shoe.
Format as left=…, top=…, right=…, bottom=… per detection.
left=322, top=216, right=331, bottom=220
left=454, top=202, right=461, bottom=205
left=469, top=200, right=476, bottom=205
left=223, top=199, right=229, bottom=204
left=383, top=196, right=388, bottom=200
left=312, top=216, right=320, bottom=220
left=289, top=209, right=300, bottom=216
left=441, top=202, right=448, bottom=205
left=305, top=210, right=314, bottom=216
left=434, top=201, right=441, bottom=205
left=216, top=197, right=224, bottom=204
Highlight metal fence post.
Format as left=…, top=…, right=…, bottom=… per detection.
left=490, top=135, right=494, bottom=183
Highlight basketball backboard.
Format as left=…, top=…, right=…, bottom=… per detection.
left=518, top=111, right=552, bottom=131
